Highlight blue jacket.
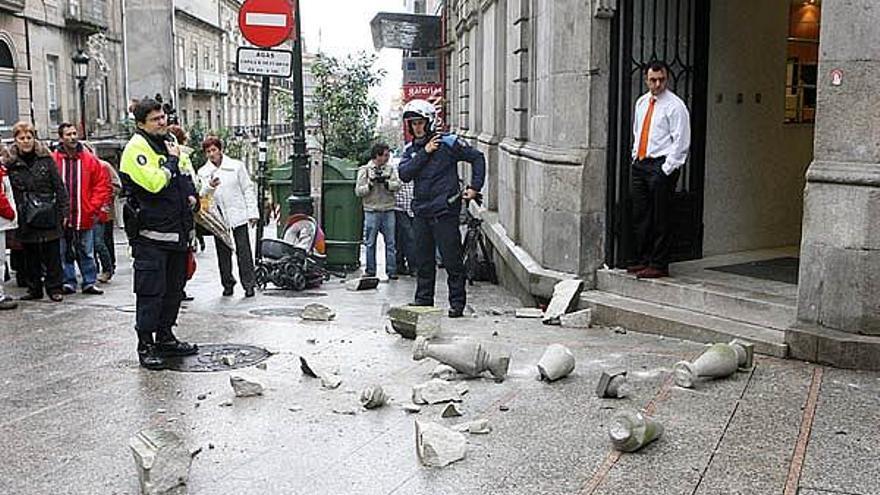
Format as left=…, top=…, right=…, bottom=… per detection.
left=398, top=134, right=486, bottom=218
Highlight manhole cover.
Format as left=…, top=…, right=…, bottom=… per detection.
left=249, top=307, right=303, bottom=318
left=163, top=343, right=271, bottom=372
left=262, top=290, right=327, bottom=298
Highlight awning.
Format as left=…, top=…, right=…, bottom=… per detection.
left=370, top=12, right=441, bottom=52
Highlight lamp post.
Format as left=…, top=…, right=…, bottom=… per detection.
left=71, top=49, right=90, bottom=139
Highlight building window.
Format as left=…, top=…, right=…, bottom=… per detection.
left=95, top=76, right=109, bottom=122
left=785, top=1, right=820, bottom=124
left=414, top=0, right=426, bottom=14
left=181, top=109, right=187, bottom=126
left=426, top=60, right=436, bottom=71
left=190, top=42, right=198, bottom=70
left=176, top=37, right=185, bottom=70
left=46, top=55, right=61, bottom=126
left=207, top=109, right=212, bottom=129
left=203, top=44, right=211, bottom=72
left=195, top=109, right=201, bottom=124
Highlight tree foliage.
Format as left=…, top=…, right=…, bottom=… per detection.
left=309, top=52, right=385, bottom=163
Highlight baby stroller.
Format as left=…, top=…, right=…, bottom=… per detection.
left=255, top=214, right=327, bottom=291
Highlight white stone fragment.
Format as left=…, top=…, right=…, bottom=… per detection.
left=542, top=279, right=584, bottom=325
left=515, top=307, right=544, bottom=318
left=301, top=303, right=336, bottom=321
left=415, top=420, right=467, bottom=468
left=229, top=374, right=264, bottom=397
left=412, top=379, right=465, bottom=405
left=560, top=308, right=593, bottom=329
left=129, top=428, right=192, bottom=495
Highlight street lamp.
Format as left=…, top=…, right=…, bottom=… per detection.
left=71, top=49, right=90, bottom=139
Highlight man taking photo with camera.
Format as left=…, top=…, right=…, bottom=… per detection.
left=355, top=143, right=401, bottom=279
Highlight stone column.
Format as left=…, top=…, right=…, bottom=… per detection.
left=787, top=0, right=880, bottom=370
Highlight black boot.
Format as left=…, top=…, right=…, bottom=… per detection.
left=155, top=328, right=199, bottom=357
left=137, top=340, right=165, bottom=370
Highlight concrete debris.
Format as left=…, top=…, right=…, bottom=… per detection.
left=320, top=374, right=342, bottom=390
left=515, top=307, right=544, bottom=319
left=560, top=308, right=593, bottom=329
left=196, top=394, right=207, bottom=401
left=156, top=409, right=167, bottom=414
left=288, top=405, right=303, bottom=413
left=596, top=369, right=630, bottom=398
left=608, top=410, right=664, bottom=452
left=612, top=326, right=627, bottom=334
left=129, top=428, right=192, bottom=495
left=219, top=401, right=233, bottom=407
left=306, top=338, right=317, bottom=344
left=542, top=279, right=584, bottom=325
left=359, top=385, right=388, bottom=409
left=499, top=404, right=510, bottom=412
left=255, top=362, right=267, bottom=370
left=388, top=305, right=442, bottom=340
left=301, top=303, right=336, bottom=321
left=415, top=420, right=467, bottom=468
left=487, top=307, right=506, bottom=316
left=440, top=403, right=463, bottom=418
left=229, top=374, right=264, bottom=397
left=453, top=418, right=492, bottom=434
left=413, top=337, right=510, bottom=382
left=412, top=379, right=466, bottom=405
left=403, top=404, right=423, bottom=414
left=220, top=354, right=236, bottom=366
left=346, top=276, right=380, bottom=291
left=300, top=357, right=318, bottom=378
left=673, top=340, right=754, bottom=388
left=537, top=344, right=576, bottom=382
left=332, top=407, right=358, bottom=416
left=430, top=364, right=461, bottom=380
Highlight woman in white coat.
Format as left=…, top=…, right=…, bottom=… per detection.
left=0, top=145, right=19, bottom=309
left=197, top=136, right=259, bottom=297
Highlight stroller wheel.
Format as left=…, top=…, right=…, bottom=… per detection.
left=291, top=270, right=306, bottom=291
left=255, top=264, right=269, bottom=290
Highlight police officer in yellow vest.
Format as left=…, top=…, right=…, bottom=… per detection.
left=120, top=97, right=199, bottom=370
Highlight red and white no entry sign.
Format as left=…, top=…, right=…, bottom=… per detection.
left=238, top=0, right=296, bottom=48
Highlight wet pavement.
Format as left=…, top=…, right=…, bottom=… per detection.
left=1, top=235, right=878, bottom=494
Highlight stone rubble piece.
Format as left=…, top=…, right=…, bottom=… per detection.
left=403, top=404, right=423, bottom=414
left=596, top=369, right=630, bottom=398
left=413, top=337, right=510, bottom=382
left=440, top=403, right=463, bottom=418
left=346, top=276, right=380, bottom=291
left=673, top=339, right=754, bottom=388
left=388, top=305, right=442, bottom=340
left=415, top=420, right=467, bottom=468
left=301, top=303, right=336, bottom=321
left=412, top=379, right=466, bottom=405
left=255, top=362, right=267, bottom=370
left=537, top=344, right=576, bottom=382
left=542, top=279, right=585, bottom=325
left=129, top=428, right=192, bottom=495
left=560, top=308, right=593, bottom=329
left=320, top=374, right=342, bottom=390
left=430, top=364, right=461, bottom=381
left=229, top=374, right=264, bottom=397
left=359, top=385, right=388, bottom=409
left=332, top=407, right=358, bottom=416
left=220, top=354, right=236, bottom=366
left=608, top=410, right=664, bottom=452
left=453, top=418, right=492, bottom=434
left=515, top=307, right=544, bottom=319
left=300, top=357, right=318, bottom=378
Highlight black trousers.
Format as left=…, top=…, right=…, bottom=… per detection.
left=412, top=214, right=466, bottom=310
left=631, top=157, right=680, bottom=270
left=132, top=242, right=187, bottom=343
left=395, top=210, right=415, bottom=272
left=216, top=224, right=255, bottom=291
left=22, top=239, right=63, bottom=296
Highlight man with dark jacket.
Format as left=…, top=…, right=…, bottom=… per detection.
left=120, top=97, right=199, bottom=369
left=52, top=123, right=111, bottom=295
left=398, top=99, right=485, bottom=318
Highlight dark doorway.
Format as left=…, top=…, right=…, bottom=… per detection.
left=605, top=0, right=710, bottom=268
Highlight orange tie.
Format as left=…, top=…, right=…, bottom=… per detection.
left=637, top=97, right=656, bottom=160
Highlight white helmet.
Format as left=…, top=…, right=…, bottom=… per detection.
left=402, top=99, right=436, bottom=133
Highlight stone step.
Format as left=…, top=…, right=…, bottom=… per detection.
left=596, top=269, right=796, bottom=330
left=579, top=290, right=789, bottom=358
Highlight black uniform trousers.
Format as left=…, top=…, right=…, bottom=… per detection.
left=132, top=241, right=187, bottom=344
left=631, top=156, right=680, bottom=270
left=412, top=214, right=466, bottom=311
left=216, top=224, right=256, bottom=291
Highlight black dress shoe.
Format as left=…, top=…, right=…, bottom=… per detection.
left=48, top=293, right=63, bottom=302
left=155, top=338, right=199, bottom=357
left=82, top=285, right=104, bottom=295
left=244, top=288, right=255, bottom=298
left=222, top=287, right=234, bottom=296
left=448, top=308, right=464, bottom=318
left=408, top=301, right=433, bottom=307
left=138, top=345, right=165, bottom=370
left=388, top=274, right=399, bottom=280
left=61, top=285, right=76, bottom=295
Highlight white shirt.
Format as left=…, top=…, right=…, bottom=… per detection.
left=631, top=89, right=691, bottom=175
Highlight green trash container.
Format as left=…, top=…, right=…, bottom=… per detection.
left=321, top=156, right=362, bottom=269
left=267, top=164, right=293, bottom=237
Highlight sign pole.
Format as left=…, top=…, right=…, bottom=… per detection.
left=287, top=0, right=311, bottom=216
left=255, top=75, right=270, bottom=260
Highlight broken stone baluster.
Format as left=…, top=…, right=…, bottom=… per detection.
left=608, top=410, right=664, bottom=453
left=129, top=428, right=192, bottom=495
left=412, top=337, right=510, bottom=382
left=596, top=369, right=630, bottom=398
left=536, top=344, right=576, bottom=381
left=359, top=385, right=387, bottom=409
left=673, top=339, right=755, bottom=388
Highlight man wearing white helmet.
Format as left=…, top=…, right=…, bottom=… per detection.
left=398, top=99, right=486, bottom=318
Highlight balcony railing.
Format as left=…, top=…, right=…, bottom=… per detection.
left=65, top=0, right=108, bottom=32
left=0, top=0, right=25, bottom=14
left=230, top=124, right=294, bottom=138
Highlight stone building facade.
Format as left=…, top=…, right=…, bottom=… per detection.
left=443, top=0, right=878, bottom=369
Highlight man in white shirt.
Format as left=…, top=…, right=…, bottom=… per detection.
left=628, top=61, right=691, bottom=279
